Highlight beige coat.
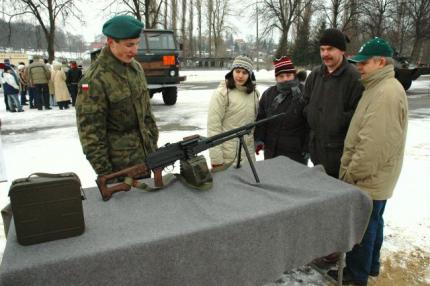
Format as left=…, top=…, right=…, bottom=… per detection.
left=51, top=65, right=71, bottom=102
left=339, top=65, right=408, bottom=200
left=207, top=81, right=259, bottom=165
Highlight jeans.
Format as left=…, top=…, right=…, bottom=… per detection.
left=346, top=200, right=387, bottom=283
left=7, top=93, right=23, bottom=111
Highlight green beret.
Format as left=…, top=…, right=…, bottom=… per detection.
left=102, top=15, right=144, bottom=39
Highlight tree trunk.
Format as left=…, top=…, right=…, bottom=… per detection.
left=208, top=0, right=213, bottom=57
left=276, top=30, right=289, bottom=57
left=410, top=36, right=424, bottom=63
left=171, top=0, right=177, bottom=32
left=188, top=0, right=194, bottom=56
left=181, top=0, right=187, bottom=53
left=164, top=0, right=168, bottom=29
left=197, top=0, right=202, bottom=57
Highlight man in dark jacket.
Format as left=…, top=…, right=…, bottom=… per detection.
left=254, top=56, right=308, bottom=164
left=304, top=28, right=363, bottom=267
left=67, top=61, right=82, bottom=106
left=303, top=28, right=363, bottom=178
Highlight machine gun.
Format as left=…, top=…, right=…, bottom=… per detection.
left=96, top=113, right=286, bottom=200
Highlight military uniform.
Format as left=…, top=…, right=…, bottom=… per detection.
left=76, top=46, right=158, bottom=175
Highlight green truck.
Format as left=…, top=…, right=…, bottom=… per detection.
left=91, top=29, right=186, bottom=105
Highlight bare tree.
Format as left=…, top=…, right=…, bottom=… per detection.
left=196, top=0, right=203, bottom=56
left=211, top=0, right=231, bottom=56
left=171, top=0, right=178, bottom=32
left=163, top=0, right=168, bottom=28
left=181, top=0, right=187, bottom=48
left=188, top=0, right=194, bottom=56
left=103, top=0, right=162, bottom=28
left=319, top=0, right=359, bottom=30
left=361, top=0, right=395, bottom=38
left=207, top=0, right=213, bottom=56
left=407, top=0, right=430, bottom=62
left=4, top=0, right=81, bottom=62
left=259, top=0, right=313, bottom=57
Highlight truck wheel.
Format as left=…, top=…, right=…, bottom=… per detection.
left=400, top=78, right=412, bottom=91
left=162, top=87, right=177, bottom=105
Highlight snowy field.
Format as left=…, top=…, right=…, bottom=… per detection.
left=0, top=70, right=429, bottom=285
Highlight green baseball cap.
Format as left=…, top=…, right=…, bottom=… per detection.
left=102, top=15, right=144, bottom=39
left=348, top=37, right=394, bottom=63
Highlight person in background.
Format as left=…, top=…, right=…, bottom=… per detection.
left=328, top=37, right=408, bottom=286
left=27, top=56, right=51, bottom=110
left=45, top=60, right=56, bottom=107
left=2, top=65, right=24, bottom=112
left=304, top=28, right=364, bottom=267
left=17, top=63, right=28, bottom=106
left=207, top=55, right=260, bottom=169
left=67, top=61, right=82, bottom=107
left=76, top=15, right=158, bottom=176
left=51, top=62, right=71, bottom=110
left=254, top=56, right=308, bottom=164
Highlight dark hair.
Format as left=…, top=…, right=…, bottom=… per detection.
left=225, top=69, right=256, bottom=94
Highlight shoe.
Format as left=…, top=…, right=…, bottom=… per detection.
left=45, top=107, right=52, bottom=110
left=18, top=110, right=24, bottom=112
left=38, top=108, right=43, bottom=110
left=369, top=271, right=379, bottom=277
left=327, top=269, right=367, bottom=286
left=311, top=257, right=337, bottom=269
left=10, top=110, right=17, bottom=113
left=30, top=106, right=36, bottom=109
left=22, top=103, right=28, bottom=105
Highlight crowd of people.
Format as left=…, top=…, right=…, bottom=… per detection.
left=74, top=15, right=408, bottom=286
left=0, top=57, right=82, bottom=112
left=0, top=14, right=409, bottom=286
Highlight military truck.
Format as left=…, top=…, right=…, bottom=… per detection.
left=394, top=53, right=430, bottom=91
left=90, top=29, right=186, bottom=105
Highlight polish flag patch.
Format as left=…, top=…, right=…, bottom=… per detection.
left=82, top=84, right=89, bottom=91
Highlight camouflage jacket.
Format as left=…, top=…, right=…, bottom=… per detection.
left=76, top=46, right=159, bottom=175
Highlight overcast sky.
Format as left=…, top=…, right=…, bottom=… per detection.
left=69, top=1, right=260, bottom=43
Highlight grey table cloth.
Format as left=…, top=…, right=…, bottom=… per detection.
left=0, top=156, right=372, bottom=286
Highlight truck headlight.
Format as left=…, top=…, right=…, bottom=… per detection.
left=170, top=70, right=175, bottom=77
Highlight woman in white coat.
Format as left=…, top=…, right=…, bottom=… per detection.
left=51, top=62, right=71, bottom=110
left=207, top=55, right=259, bottom=169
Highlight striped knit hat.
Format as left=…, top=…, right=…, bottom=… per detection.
left=273, top=56, right=296, bottom=76
left=231, top=55, right=254, bottom=75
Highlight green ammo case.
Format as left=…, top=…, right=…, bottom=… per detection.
left=9, top=172, right=85, bottom=246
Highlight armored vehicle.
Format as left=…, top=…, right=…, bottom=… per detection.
left=91, top=29, right=186, bottom=105
left=394, top=54, right=430, bottom=91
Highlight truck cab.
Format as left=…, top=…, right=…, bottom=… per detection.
left=90, top=29, right=186, bottom=105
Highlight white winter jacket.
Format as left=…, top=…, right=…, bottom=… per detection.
left=2, top=72, right=20, bottom=90
left=207, top=81, right=259, bottom=166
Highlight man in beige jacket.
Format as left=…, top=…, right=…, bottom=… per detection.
left=328, top=38, right=408, bottom=285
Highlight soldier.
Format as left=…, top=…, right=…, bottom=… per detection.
left=75, top=15, right=158, bottom=176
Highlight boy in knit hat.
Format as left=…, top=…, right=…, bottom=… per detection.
left=254, top=56, right=308, bottom=164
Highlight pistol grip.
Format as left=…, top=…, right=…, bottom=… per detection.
left=153, top=168, right=163, bottom=188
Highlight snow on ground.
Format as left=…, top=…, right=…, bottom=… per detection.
left=0, top=70, right=429, bottom=285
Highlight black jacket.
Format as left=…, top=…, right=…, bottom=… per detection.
left=67, top=68, right=82, bottom=85
left=254, top=84, right=308, bottom=164
left=303, top=58, right=363, bottom=177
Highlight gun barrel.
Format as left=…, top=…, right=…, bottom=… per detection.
left=206, top=112, right=286, bottom=144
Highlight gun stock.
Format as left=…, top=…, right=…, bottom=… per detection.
left=96, top=164, right=149, bottom=201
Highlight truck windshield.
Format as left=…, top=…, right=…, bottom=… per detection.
left=142, top=32, right=176, bottom=50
